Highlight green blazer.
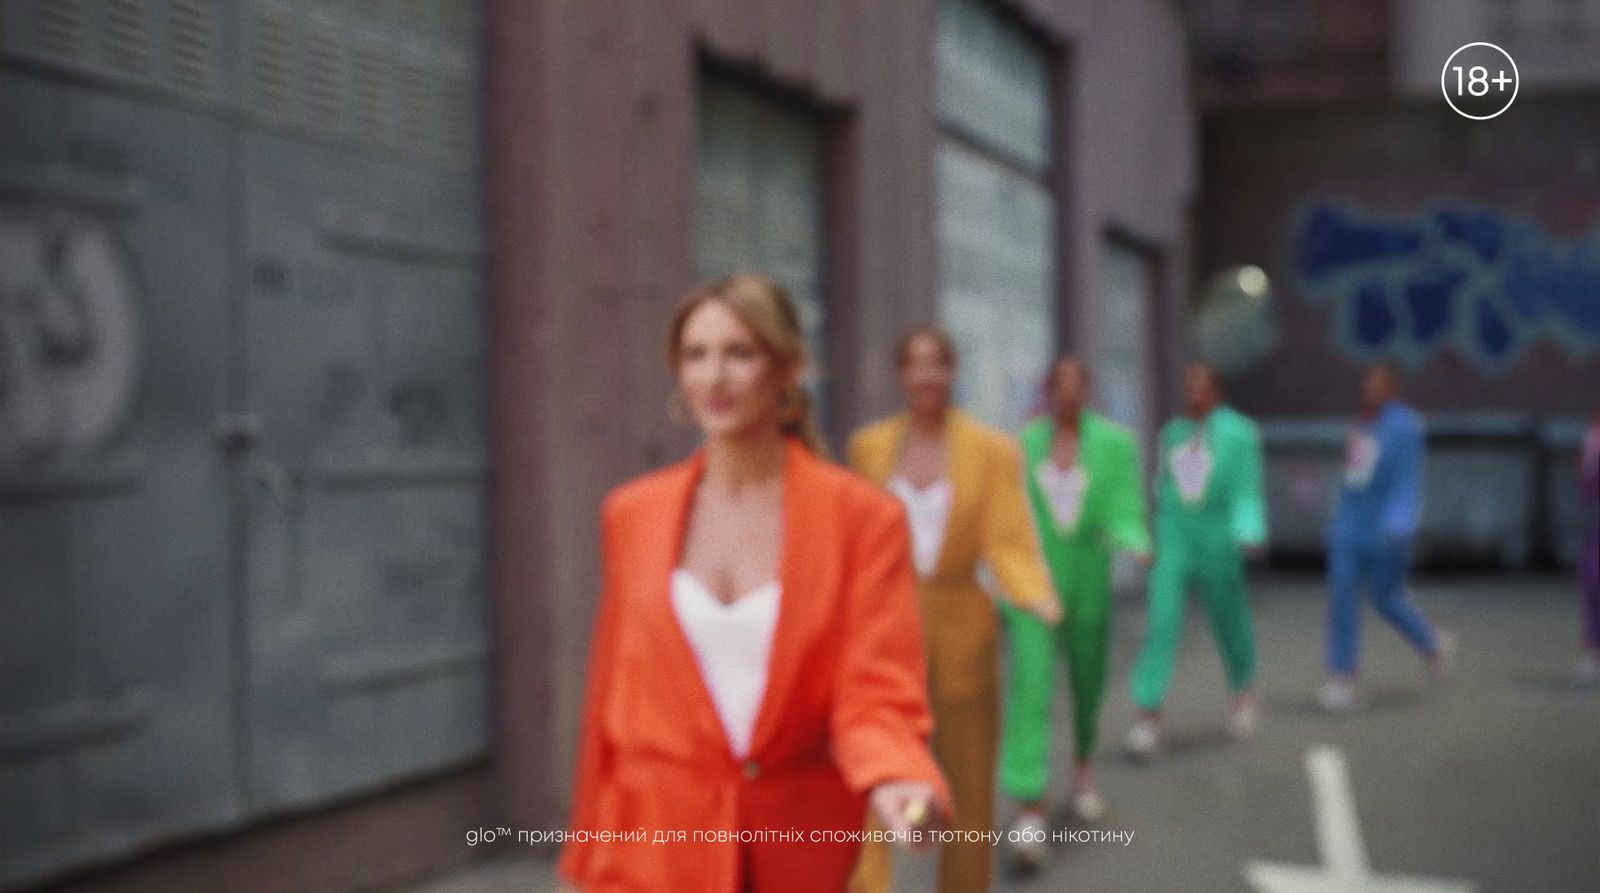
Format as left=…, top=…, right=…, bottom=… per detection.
left=1152, top=405, right=1266, bottom=547
left=1019, top=411, right=1151, bottom=560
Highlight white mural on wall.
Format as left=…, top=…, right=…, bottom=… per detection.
left=0, top=209, right=142, bottom=467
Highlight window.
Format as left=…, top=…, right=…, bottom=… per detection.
left=694, top=75, right=829, bottom=421
left=935, top=0, right=1056, bottom=428
left=1097, top=238, right=1157, bottom=443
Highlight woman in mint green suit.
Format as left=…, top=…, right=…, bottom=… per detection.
left=999, top=358, right=1150, bottom=867
left=1124, top=362, right=1266, bottom=759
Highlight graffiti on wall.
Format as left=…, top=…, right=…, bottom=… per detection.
left=0, top=207, right=142, bottom=467
left=1291, top=200, right=1600, bottom=372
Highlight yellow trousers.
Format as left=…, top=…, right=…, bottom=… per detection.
left=849, top=580, right=999, bottom=893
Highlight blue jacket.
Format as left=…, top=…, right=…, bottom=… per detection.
left=1329, top=401, right=1424, bottom=547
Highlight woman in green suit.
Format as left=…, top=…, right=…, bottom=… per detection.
left=999, top=357, right=1151, bottom=869
left=1124, top=362, right=1266, bottom=759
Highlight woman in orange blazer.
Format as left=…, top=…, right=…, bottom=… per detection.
left=557, top=274, right=952, bottom=893
left=847, top=328, right=1060, bottom=893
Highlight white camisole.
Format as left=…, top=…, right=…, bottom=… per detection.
left=669, top=569, right=781, bottom=758
left=887, top=475, right=952, bottom=579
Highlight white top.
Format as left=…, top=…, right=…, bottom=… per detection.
left=1344, top=428, right=1380, bottom=488
left=887, top=475, right=952, bottom=578
left=670, top=569, right=781, bottom=759
left=1035, top=461, right=1089, bottom=532
left=1170, top=434, right=1213, bottom=505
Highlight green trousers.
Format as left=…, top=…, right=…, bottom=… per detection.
left=999, top=540, right=1112, bottom=801
left=1128, top=523, right=1256, bottom=710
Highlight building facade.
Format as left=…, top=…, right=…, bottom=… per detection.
left=1187, top=0, right=1600, bottom=415
left=1184, top=0, right=1599, bottom=569
left=1392, top=0, right=1600, bottom=97
left=489, top=0, right=1197, bottom=843
left=1, top=1, right=1196, bottom=890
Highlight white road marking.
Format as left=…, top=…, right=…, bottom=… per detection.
left=1243, top=746, right=1475, bottom=893
left=1308, top=746, right=1367, bottom=876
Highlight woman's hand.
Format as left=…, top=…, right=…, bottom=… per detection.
left=869, top=780, right=942, bottom=851
left=1028, top=593, right=1064, bottom=626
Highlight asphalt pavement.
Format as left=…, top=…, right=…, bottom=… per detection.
left=399, top=573, right=1600, bottom=893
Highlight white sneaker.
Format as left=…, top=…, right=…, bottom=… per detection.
left=1008, top=811, right=1050, bottom=872
left=1572, top=653, right=1600, bottom=686
left=1318, top=678, right=1363, bottom=713
left=1227, top=697, right=1258, bottom=739
left=1072, top=789, right=1107, bottom=823
left=1430, top=630, right=1457, bottom=681
left=1123, top=719, right=1160, bottom=760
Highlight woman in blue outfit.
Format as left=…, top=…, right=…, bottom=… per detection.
left=1319, top=364, right=1454, bottom=712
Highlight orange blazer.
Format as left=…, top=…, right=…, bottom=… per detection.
left=558, top=437, right=952, bottom=892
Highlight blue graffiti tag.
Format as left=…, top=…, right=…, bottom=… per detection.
left=1290, top=201, right=1600, bottom=371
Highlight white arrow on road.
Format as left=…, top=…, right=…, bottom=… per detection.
left=1243, top=746, right=1475, bottom=893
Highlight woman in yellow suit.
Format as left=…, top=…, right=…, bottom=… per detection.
left=847, top=328, right=1061, bottom=893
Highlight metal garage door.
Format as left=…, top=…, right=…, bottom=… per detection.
left=0, top=72, right=240, bottom=888
left=0, top=2, right=487, bottom=886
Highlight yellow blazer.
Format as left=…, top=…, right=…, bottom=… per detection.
left=847, top=409, right=1052, bottom=703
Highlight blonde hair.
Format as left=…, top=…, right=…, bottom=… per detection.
left=666, top=273, right=828, bottom=456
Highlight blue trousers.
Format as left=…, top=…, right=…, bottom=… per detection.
left=1326, top=538, right=1438, bottom=675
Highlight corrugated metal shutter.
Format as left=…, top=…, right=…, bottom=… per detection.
left=936, top=0, right=1050, bottom=174
left=694, top=77, right=827, bottom=420
left=1098, top=240, right=1155, bottom=441
left=935, top=0, right=1054, bottom=429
